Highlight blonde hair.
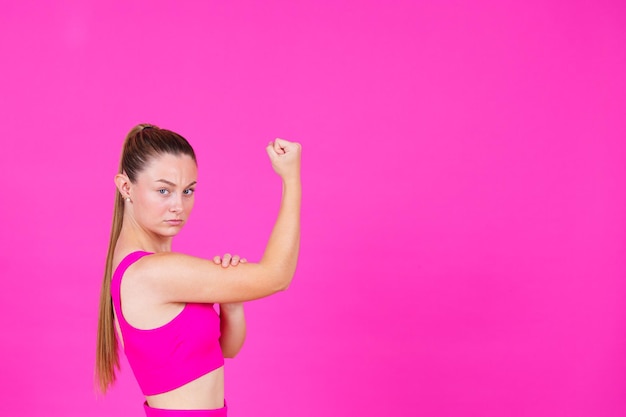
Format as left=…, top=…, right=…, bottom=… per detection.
left=95, top=124, right=196, bottom=393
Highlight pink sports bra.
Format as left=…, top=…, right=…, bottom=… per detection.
left=111, top=251, right=224, bottom=395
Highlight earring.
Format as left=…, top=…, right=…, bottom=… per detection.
left=125, top=197, right=131, bottom=202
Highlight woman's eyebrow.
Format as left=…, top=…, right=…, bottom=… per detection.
left=155, top=179, right=197, bottom=188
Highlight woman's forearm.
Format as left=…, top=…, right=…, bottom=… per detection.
left=260, top=177, right=301, bottom=290
left=219, top=303, right=246, bottom=358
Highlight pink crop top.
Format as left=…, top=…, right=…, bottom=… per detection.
left=111, top=251, right=224, bottom=395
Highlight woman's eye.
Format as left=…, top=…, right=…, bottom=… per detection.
left=183, top=189, right=195, bottom=196
left=158, top=189, right=169, bottom=195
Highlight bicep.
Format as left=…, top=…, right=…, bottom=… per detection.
left=144, top=252, right=284, bottom=304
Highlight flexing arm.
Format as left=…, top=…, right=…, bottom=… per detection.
left=259, top=139, right=302, bottom=290
left=139, top=139, right=302, bottom=304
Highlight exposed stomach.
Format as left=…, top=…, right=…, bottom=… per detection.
left=145, top=366, right=225, bottom=410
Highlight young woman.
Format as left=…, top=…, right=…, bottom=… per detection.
left=96, top=124, right=301, bottom=416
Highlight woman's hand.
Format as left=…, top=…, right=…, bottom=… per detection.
left=213, top=253, right=247, bottom=268
left=266, top=138, right=301, bottom=181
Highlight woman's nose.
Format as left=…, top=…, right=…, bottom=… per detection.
left=170, top=194, right=183, bottom=212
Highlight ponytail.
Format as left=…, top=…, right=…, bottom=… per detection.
left=95, top=124, right=196, bottom=393
left=95, top=190, right=124, bottom=393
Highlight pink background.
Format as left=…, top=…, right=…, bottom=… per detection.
left=1, top=1, right=625, bottom=416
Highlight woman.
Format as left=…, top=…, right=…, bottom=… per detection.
left=96, top=124, right=301, bottom=416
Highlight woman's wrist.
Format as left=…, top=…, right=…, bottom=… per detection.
left=281, top=175, right=302, bottom=194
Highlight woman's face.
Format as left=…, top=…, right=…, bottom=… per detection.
left=129, top=153, right=198, bottom=238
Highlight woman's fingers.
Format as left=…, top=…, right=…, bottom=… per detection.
left=267, top=138, right=298, bottom=158
left=213, top=254, right=246, bottom=267
left=273, top=138, right=288, bottom=155
left=266, top=138, right=302, bottom=179
left=221, top=253, right=232, bottom=267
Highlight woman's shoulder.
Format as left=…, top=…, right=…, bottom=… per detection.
left=116, top=251, right=205, bottom=280
left=109, top=252, right=152, bottom=307
left=112, top=249, right=155, bottom=278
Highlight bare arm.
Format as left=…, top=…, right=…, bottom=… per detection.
left=219, top=303, right=246, bottom=358
left=213, top=255, right=247, bottom=357
left=138, top=139, right=302, bottom=304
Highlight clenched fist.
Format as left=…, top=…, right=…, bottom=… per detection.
left=266, top=138, right=301, bottom=181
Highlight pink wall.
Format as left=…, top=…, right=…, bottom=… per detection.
left=1, top=1, right=624, bottom=416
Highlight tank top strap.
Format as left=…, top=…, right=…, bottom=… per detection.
left=111, top=251, right=153, bottom=326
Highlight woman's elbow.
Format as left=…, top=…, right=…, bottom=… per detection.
left=220, top=340, right=245, bottom=358
left=223, top=350, right=239, bottom=359
left=273, top=273, right=294, bottom=292
left=259, top=264, right=295, bottom=294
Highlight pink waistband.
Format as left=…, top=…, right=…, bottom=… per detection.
left=144, top=401, right=227, bottom=417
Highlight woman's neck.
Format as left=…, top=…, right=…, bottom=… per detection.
left=117, top=218, right=173, bottom=254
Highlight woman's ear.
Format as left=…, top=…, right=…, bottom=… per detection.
left=115, top=174, right=132, bottom=199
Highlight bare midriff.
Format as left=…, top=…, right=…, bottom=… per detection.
left=145, top=366, right=225, bottom=410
